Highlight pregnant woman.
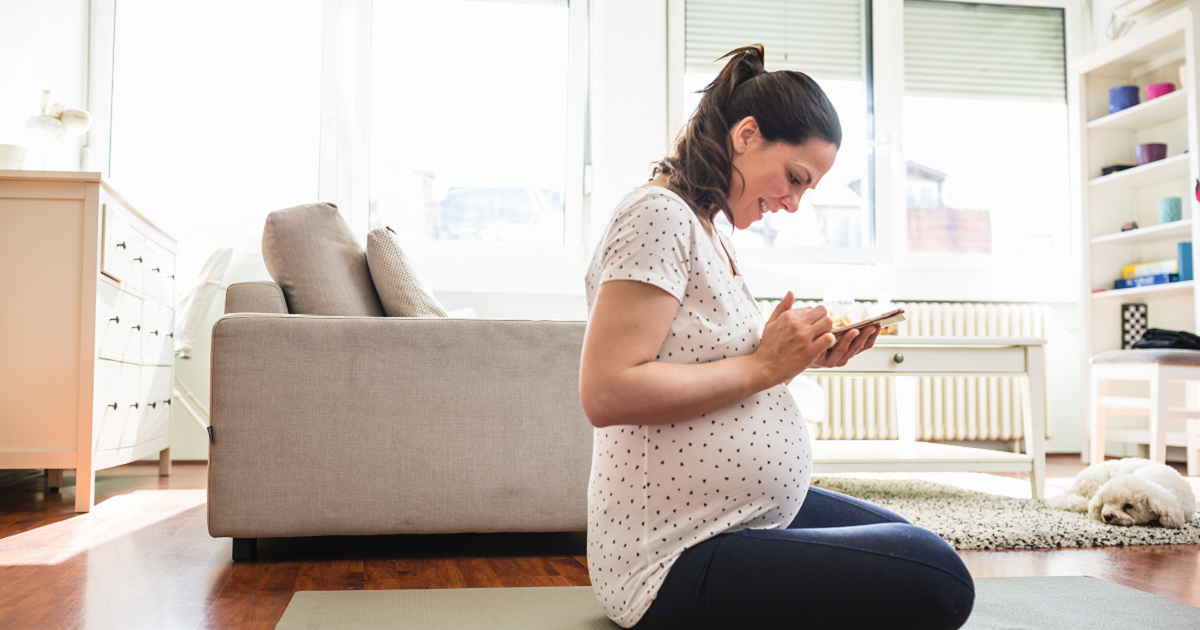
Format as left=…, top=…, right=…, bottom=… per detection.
left=579, top=45, right=974, bottom=630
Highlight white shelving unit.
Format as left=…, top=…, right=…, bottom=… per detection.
left=1073, top=8, right=1200, bottom=461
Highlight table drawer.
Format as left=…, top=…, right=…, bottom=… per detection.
left=816, top=345, right=1028, bottom=375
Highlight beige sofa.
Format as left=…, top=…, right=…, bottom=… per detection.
left=207, top=204, right=593, bottom=560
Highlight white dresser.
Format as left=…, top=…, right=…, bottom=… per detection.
left=0, top=171, right=176, bottom=511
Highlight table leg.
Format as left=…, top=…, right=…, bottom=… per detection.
left=47, top=469, right=63, bottom=489
left=1022, top=345, right=1047, bottom=500
left=896, top=376, right=918, bottom=443
left=1149, top=367, right=1169, bottom=464
left=159, top=447, right=172, bottom=476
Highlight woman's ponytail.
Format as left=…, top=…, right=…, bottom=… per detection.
left=655, top=44, right=841, bottom=227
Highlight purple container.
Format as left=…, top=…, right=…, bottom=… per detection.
left=1136, top=143, right=1167, bottom=165
left=1110, top=85, right=1140, bottom=113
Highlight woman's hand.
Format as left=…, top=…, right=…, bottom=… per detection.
left=808, top=324, right=879, bottom=369
left=754, top=292, right=837, bottom=386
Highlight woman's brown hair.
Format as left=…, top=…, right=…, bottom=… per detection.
left=654, top=45, right=842, bottom=225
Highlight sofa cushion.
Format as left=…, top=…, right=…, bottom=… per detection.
left=262, top=202, right=385, bottom=316
left=366, top=227, right=448, bottom=318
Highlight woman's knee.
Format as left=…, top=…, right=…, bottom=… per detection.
left=899, top=526, right=975, bottom=629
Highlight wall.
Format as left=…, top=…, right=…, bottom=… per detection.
left=0, top=0, right=88, bottom=170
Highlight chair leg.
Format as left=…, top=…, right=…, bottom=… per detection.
left=1187, top=418, right=1200, bottom=478
left=232, top=538, right=257, bottom=562
left=1150, top=370, right=1169, bottom=464
left=1090, top=376, right=1108, bottom=466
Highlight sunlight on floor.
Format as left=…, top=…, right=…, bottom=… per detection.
left=0, top=490, right=206, bottom=567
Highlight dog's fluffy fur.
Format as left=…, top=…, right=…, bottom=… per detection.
left=1047, top=458, right=1196, bottom=528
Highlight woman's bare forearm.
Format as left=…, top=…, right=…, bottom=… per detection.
left=584, top=354, right=775, bottom=428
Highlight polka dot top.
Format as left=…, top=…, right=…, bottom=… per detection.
left=583, top=186, right=812, bottom=628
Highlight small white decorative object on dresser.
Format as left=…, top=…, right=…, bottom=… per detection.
left=0, top=170, right=176, bottom=512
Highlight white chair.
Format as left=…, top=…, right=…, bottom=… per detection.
left=1090, top=350, right=1200, bottom=476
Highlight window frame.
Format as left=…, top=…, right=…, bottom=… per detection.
left=887, top=0, right=1083, bottom=273
left=666, top=0, right=1082, bottom=268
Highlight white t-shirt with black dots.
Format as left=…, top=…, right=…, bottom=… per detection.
left=584, top=186, right=812, bottom=628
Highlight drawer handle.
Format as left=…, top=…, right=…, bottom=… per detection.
left=115, top=242, right=126, bottom=249
left=169, top=274, right=174, bottom=280
left=150, top=330, right=159, bottom=336
left=131, top=324, right=141, bottom=331
left=166, top=332, right=174, bottom=338
left=107, top=402, right=118, bottom=410
left=893, top=353, right=905, bottom=364
left=109, top=315, right=120, bottom=324
left=130, top=402, right=139, bottom=409
left=163, top=399, right=171, bottom=405
left=133, top=257, right=143, bottom=263
left=152, top=267, right=161, bottom=273
left=147, top=401, right=157, bottom=409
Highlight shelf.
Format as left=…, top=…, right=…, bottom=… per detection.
left=1088, top=153, right=1190, bottom=190
left=1091, top=280, right=1194, bottom=300
left=1091, top=218, right=1193, bottom=246
left=1088, top=89, right=1189, bottom=132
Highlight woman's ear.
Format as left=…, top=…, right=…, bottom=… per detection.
left=729, top=116, right=760, bottom=155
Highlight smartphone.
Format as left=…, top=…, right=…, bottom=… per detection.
left=831, top=308, right=906, bottom=338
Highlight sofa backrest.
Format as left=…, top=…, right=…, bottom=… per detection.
left=261, top=202, right=385, bottom=316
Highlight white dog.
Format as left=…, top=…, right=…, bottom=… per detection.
left=1047, top=457, right=1196, bottom=528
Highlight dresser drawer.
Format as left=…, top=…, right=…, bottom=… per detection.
left=94, top=359, right=141, bottom=452
left=140, top=366, right=173, bottom=442
left=143, top=240, right=176, bottom=304
left=101, top=205, right=146, bottom=292
left=141, top=302, right=175, bottom=365
left=97, top=282, right=144, bottom=362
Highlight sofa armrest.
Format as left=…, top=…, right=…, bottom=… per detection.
left=208, top=314, right=591, bottom=539
left=225, top=281, right=288, bottom=314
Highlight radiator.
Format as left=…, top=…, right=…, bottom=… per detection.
left=757, top=300, right=1054, bottom=442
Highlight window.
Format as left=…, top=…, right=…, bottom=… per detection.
left=370, top=0, right=573, bottom=247
left=902, top=1, right=1069, bottom=259
left=681, top=0, right=876, bottom=259
left=673, top=0, right=1074, bottom=269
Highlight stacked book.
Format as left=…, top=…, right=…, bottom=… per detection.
left=1114, top=258, right=1179, bottom=289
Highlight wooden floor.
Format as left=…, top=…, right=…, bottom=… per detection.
left=0, top=455, right=1193, bottom=629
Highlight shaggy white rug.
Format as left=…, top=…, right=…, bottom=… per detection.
left=810, top=473, right=1200, bottom=550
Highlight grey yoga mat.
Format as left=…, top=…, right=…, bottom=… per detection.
left=275, top=576, right=1200, bottom=630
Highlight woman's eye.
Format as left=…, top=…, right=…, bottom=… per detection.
left=1123, top=503, right=1134, bottom=511
left=789, top=174, right=800, bottom=185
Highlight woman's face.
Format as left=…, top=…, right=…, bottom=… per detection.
left=726, top=117, right=838, bottom=230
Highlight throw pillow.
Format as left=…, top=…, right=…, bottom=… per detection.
left=366, top=227, right=448, bottom=318
left=261, top=202, right=385, bottom=316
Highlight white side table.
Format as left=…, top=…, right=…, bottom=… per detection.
left=807, top=337, right=1048, bottom=499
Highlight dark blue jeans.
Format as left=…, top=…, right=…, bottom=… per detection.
left=631, top=486, right=975, bottom=630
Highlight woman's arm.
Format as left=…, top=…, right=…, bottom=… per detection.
left=580, top=281, right=836, bottom=428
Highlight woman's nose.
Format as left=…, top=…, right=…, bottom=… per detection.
left=782, top=191, right=803, bottom=213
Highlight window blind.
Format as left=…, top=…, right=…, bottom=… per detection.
left=904, top=0, right=1065, bottom=103
left=685, top=0, right=864, bottom=81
